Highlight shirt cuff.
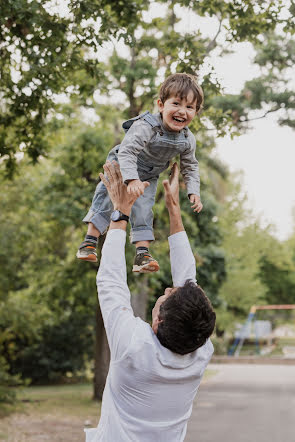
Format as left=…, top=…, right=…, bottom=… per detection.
left=121, top=168, right=140, bottom=183
left=168, top=231, right=190, bottom=249
left=186, top=183, right=200, bottom=197
left=105, top=228, right=127, bottom=245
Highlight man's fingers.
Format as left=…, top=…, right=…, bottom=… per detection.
left=162, top=179, right=170, bottom=191
left=169, top=162, right=178, bottom=175
left=112, top=160, right=123, bottom=181
left=143, top=181, right=150, bottom=189
left=162, top=180, right=173, bottom=204
left=99, top=172, right=109, bottom=188
left=103, top=161, right=115, bottom=181
left=169, top=162, right=179, bottom=183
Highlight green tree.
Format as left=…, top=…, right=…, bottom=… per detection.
left=215, top=173, right=295, bottom=336
left=0, top=0, right=148, bottom=175
left=2, top=0, right=293, bottom=176
left=258, top=231, right=295, bottom=305
left=2, top=0, right=295, bottom=402
left=0, top=111, right=116, bottom=385
left=216, top=179, right=269, bottom=332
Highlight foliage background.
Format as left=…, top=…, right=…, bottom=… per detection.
left=1, top=0, right=295, bottom=402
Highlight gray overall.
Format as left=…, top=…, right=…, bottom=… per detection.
left=83, top=112, right=200, bottom=243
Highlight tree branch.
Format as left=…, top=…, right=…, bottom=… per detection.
left=201, top=105, right=282, bottom=133
left=241, top=106, right=281, bottom=123
left=206, top=18, right=223, bottom=54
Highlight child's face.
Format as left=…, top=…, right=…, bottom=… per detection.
left=157, top=90, right=197, bottom=132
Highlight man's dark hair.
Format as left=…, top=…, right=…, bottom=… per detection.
left=159, top=73, right=204, bottom=114
left=156, top=280, right=216, bottom=355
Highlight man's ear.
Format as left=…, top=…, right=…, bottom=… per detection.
left=157, top=98, right=164, bottom=112
left=152, top=317, right=163, bottom=335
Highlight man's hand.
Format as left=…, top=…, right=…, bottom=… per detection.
left=127, top=179, right=147, bottom=197
left=162, top=162, right=180, bottom=212
left=189, top=194, right=203, bottom=213
left=99, top=161, right=149, bottom=216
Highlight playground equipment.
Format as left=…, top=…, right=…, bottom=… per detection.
left=228, top=304, right=295, bottom=356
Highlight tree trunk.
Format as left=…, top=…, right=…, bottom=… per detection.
left=128, top=47, right=137, bottom=118
left=131, top=275, right=149, bottom=319
left=93, top=304, right=110, bottom=400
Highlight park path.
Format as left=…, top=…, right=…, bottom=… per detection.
left=185, top=363, right=295, bottom=442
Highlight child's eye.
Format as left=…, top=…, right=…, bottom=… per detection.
left=173, top=102, right=179, bottom=105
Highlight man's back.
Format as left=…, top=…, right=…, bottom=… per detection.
left=108, top=322, right=213, bottom=441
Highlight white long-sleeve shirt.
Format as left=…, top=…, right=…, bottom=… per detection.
left=85, top=230, right=213, bottom=442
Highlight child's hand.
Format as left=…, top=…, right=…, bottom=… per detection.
left=189, top=194, right=203, bottom=213
left=127, top=179, right=148, bottom=197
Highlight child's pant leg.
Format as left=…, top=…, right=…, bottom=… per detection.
left=82, top=181, right=113, bottom=234
left=129, top=177, right=158, bottom=244
left=82, top=146, right=119, bottom=234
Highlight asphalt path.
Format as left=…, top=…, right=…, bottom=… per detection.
left=186, top=363, right=295, bottom=442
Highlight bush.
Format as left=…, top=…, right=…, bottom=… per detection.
left=11, top=314, right=94, bottom=384
left=211, top=336, right=230, bottom=355
left=0, top=355, right=21, bottom=404
left=0, top=292, right=94, bottom=385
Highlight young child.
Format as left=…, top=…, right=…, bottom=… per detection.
left=76, top=73, right=204, bottom=273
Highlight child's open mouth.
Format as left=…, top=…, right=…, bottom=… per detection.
left=173, top=117, right=185, bottom=123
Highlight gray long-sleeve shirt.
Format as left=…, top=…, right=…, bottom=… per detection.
left=117, top=112, right=201, bottom=196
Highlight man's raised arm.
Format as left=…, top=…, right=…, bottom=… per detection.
left=96, top=162, right=149, bottom=359
left=163, top=163, right=197, bottom=287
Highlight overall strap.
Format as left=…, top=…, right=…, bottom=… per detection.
left=141, top=112, right=160, bottom=128
left=122, top=111, right=160, bottom=133
left=182, top=126, right=189, bottom=138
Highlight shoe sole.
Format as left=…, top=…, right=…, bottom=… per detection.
left=76, top=251, right=98, bottom=263
left=132, top=261, right=160, bottom=273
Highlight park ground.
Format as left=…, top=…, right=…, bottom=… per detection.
left=0, top=371, right=216, bottom=441
left=0, top=371, right=212, bottom=442
left=1, top=365, right=294, bottom=442
left=186, top=363, right=295, bottom=442
left=0, top=384, right=101, bottom=442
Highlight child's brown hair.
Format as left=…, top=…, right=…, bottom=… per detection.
left=159, top=73, right=204, bottom=114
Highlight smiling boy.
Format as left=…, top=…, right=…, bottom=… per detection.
left=77, top=73, right=204, bottom=272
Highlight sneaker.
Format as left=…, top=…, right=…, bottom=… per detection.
left=132, top=252, right=159, bottom=273
left=76, top=241, right=98, bottom=262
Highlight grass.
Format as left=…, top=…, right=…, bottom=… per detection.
left=0, top=383, right=101, bottom=442
left=236, top=337, right=295, bottom=357
left=0, top=373, right=219, bottom=441
left=19, top=383, right=100, bottom=416
left=0, top=369, right=217, bottom=442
